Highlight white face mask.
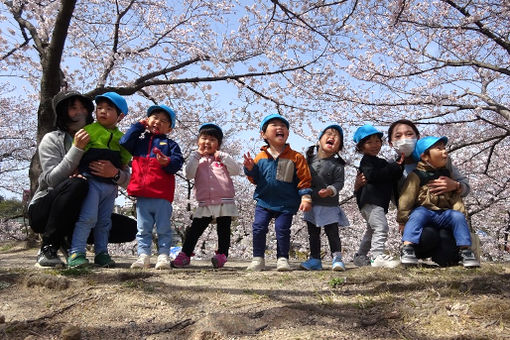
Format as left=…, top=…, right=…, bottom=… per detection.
left=393, top=138, right=417, bottom=157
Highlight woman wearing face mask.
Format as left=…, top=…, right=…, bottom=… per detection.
left=28, top=90, right=137, bottom=268
left=354, top=119, right=470, bottom=266
left=390, top=119, right=470, bottom=266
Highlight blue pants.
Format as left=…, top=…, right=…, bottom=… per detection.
left=136, top=197, right=173, bottom=256
left=70, top=178, right=117, bottom=255
left=252, top=205, right=294, bottom=258
left=402, top=206, right=471, bottom=247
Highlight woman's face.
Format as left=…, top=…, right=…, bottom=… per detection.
left=389, top=123, right=418, bottom=146
left=68, top=98, right=89, bottom=122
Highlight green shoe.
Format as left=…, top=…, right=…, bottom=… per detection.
left=94, top=252, right=116, bottom=268
left=67, top=253, right=89, bottom=268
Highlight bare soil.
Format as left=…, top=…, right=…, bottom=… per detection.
left=0, top=241, right=509, bottom=340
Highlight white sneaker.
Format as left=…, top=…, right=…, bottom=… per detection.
left=371, top=254, right=400, bottom=268
left=155, top=254, right=171, bottom=270
left=131, top=254, right=150, bottom=269
left=276, top=257, right=292, bottom=271
left=246, top=257, right=265, bottom=271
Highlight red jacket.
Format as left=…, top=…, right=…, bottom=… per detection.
left=120, top=122, right=184, bottom=202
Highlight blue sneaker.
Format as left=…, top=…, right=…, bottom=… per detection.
left=300, top=258, right=322, bottom=271
left=332, top=255, right=346, bottom=271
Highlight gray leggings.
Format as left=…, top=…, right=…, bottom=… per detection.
left=357, top=204, right=388, bottom=257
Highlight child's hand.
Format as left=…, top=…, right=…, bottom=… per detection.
left=428, top=176, right=458, bottom=195
left=396, top=153, right=405, bottom=165
left=318, top=188, right=333, bottom=198
left=214, top=151, right=221, bottom=162
left=153, top=147, right=170, bottom=166
left=354, top=171, right=366, bottom=192
left=243, top=152, right=255, bottom=171
left=299, top=200, right=312, bottom=212
left=73, top=129, right=90, bottom=150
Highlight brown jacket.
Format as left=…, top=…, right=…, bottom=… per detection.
left=397, top=161, right=465, bottom=224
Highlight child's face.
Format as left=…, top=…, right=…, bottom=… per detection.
left=360, top=134, right=382, bottom=156
left=319, top=128, right=342, bottom=155
left=68, top=98, right=89, bottom=121
left=198, top=134, right=219, bottom=155
left=261, top=119, right=289, bottom=148
left=95, top=101, right=121, bottom=129
left=422, top=141, right=448, bottom=168
left=147, top=111, right=172, bottom=135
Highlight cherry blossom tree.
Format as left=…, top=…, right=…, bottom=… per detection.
left=0, top=0, right=508, bottom=260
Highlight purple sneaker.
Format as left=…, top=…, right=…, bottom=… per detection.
left=171, top=252, right=190, bottom=268
left=211, top=253, right=227, bottom=268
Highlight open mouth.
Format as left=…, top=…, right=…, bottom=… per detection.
left=276, top=132, right=284, bottom=138
left=326, top=139, right=335, bottom=146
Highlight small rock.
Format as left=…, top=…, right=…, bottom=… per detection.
left=61, top=325, right=81, bottom=340
left=0, top=314, right=5, bottom=323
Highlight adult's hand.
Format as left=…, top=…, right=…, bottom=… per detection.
left=74, top=128, right=90, bottom=150
left=428, top=176, right=459, bottom=195
left=89, top=160, right=119, bottom=178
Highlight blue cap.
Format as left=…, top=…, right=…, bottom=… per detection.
left=95, top=92, right=128, bottom=115
left=147, top=105, right=176, bottom=128
left=319, top=124, right=343, bottom=139
left=353, top=124, right=383, bottom=143
left=413, top=136, right=448, bottom=161
left=260, top=113, right=289, bottom=132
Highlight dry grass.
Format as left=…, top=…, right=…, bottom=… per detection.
left=0, top=241, right=509, bottom=339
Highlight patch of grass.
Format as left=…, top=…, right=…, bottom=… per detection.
left=0, top=243, right=14, bottom=252
left=122, top=280, right=155, bottom=293
left=0, top=281, right=11, bottom=290
left=328, top=277, right=346, bottom=288
left=60, top=266, right=92, bottom=276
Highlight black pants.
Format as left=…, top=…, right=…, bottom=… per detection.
left=28, top=177, right=137, bottom=249
left=182, top=216, right=231, bottom=257
left=415, top=226, right=460, bottom=267
left=307, top=221, right=342, bottom=259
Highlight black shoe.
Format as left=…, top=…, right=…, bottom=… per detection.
left=60, top=237, right=71, bottom=262
left=459, top=249, right=480, bottom=268
left=36, top=245, right=65, bottom=268
left=400, top=244, right=419, bottom=265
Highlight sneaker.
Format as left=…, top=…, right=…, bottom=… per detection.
left=276, top=257, right=292, bottom=271
left=36, top=245, right=65, bottom=268
left=246, top=257, right=265, bottom=271
left=300, top=258, right=322, bottom=271
left=171, top=252, right=190, bottom=268
left=211, top=253, right=227, bottom=269
left=332, top=255, right=346, bottom=271
left=400, top=244, right=419, bottom=265
left=131, top=254, right=151, bottom=269
left=94, top=252, right=116, bottom=268
left=371, top=254, right=400, bottom=268
left=459, top=249, right=480, bottom=268
left=67, top=253, right=89, bottom=268
left=353, top=253, right=371, bottom=267
left=155, top=254, right=171, bottom=270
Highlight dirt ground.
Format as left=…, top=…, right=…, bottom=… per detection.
left=0, top=241, right=509, bottom=340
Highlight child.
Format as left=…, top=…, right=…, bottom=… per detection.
left=171, top=123, right=241, bottom=269
left=119, top=105, right=184, bottom=270
left=353, top=124, right=403, bottom=268
left=398, top=136, right=480, bottom=267
left=300, top=124, right=350, bottom=271
left=68, top=92, right=132, bottom=268
left=243, top=113, right=312, bottom=271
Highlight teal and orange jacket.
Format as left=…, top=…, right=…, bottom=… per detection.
left=78, top=122, right=131, bottom=182
left=244, top=144, right=312, bottom=214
